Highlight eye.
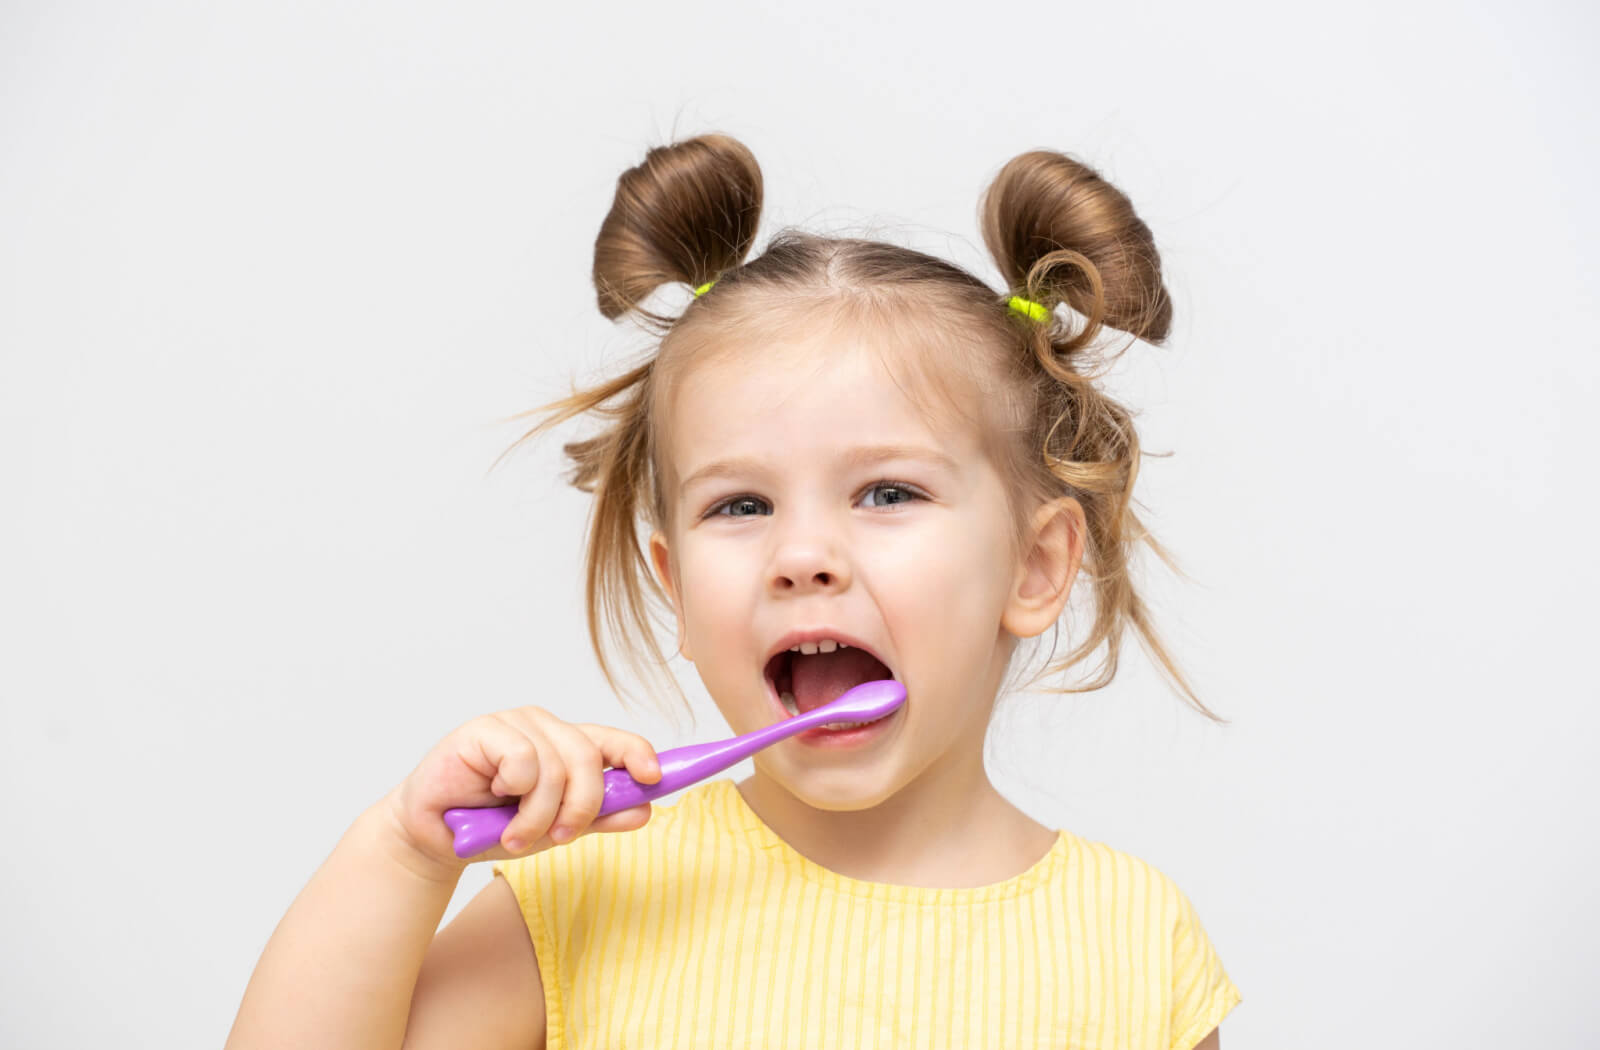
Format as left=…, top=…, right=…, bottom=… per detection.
left=706, top=495, right=770, bottom=519
left=859, top=480, right=926, bottom=509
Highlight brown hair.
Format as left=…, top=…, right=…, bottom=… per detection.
left=493, top=132, right=1225, bottom=725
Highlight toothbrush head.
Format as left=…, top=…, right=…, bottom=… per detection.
left=806, top=678, right=905, bottom=724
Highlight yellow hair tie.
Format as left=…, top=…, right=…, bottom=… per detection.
left=1008, top=295, right=1051, bottom=323
left=693, top=280, right=716, bottom=297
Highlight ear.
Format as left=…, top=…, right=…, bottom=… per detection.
left=1000, top=497, right=1086, bottom=640
left=648, top=530, right=693, bottom=662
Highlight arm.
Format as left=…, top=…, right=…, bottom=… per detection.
left=1191, top=1027, right=1221, bottom=1050
left=401, top=873, right=544, bottom=1048
left=225, top=706, right=655, bottom=1049
left=224, top=793, right=539, bottom=1050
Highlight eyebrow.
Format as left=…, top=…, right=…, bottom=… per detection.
left=679, top=444, right=960, bottom=498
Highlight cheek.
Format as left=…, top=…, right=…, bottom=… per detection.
left=677, top=543, right=759, bottom=632
left=871, top=522, right=1012, bottom=646
left=876, top=517, right=1002, bottom=596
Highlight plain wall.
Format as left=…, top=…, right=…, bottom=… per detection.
left=2, top=1, right=1596, bottom=1046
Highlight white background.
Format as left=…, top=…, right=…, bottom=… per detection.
left=3, top=2, right=1596, bottom=1046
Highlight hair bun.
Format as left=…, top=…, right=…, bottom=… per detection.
left=980, top=150, right=1172, bottom=344
left=592, top=134, right=764, bottom=328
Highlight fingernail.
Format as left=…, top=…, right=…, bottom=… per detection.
left=505, top=836, right=526, bottom=852
left=550, top=825, right=572, bottom=843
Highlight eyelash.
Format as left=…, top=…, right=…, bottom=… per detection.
left=704, top=480, right=928, bottom=519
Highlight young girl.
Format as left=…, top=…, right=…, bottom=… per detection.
left=226, top=133, right=1241, bottom=1050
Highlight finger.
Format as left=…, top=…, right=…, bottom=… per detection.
left=560, top=725, right=661, bottom=840
left=492, top=711, right=663, bottom=848
left=466, top=716, right=541, bottom=801
left=487, top=714, right=565, bottom=852
left=572, top=724, right=662, bottom=786
left=538, top=722, right=608, bottom=844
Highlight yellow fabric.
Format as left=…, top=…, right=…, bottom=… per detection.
left=492, top=778, right=1239, bottom=1049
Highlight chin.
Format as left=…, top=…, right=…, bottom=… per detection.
left=768, top=765, right=902, bottom=812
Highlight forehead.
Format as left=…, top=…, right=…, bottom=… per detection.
left=660, top=332, right=983, bottom=479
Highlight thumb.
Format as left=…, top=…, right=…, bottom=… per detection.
left=583, top=802, right=654, bottom=837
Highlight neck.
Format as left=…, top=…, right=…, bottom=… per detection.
left=736, top=746, right=1053, bottom=890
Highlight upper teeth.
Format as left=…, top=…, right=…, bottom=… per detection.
left=790, top=639, right=845, bottom=654
left=783, top=638, right=898, bottom=680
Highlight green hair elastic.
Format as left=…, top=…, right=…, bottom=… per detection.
left=694, top=279, right=1049, bottom=324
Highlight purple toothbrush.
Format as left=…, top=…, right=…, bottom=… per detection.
left=442, top=678, right=906, bottom=858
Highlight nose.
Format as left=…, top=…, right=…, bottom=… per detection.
left=768, top=533, right=851, bottom=595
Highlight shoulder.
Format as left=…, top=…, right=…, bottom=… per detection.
left=1054, top=832, right=1242, bottom=1042
left=1049, top=830, right=1232, bottom=962
left=1056, top=830, right=1191, bottom=926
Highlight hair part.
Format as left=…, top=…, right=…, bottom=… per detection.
left=493, top=133, right=1225, bottom=725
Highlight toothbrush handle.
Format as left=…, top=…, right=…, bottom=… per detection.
left=441, top=680, right=906, bottom=859
left=442, top=710, right=813, bottom=859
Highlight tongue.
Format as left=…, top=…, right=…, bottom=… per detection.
left=790, top=648, right=892, bottom=714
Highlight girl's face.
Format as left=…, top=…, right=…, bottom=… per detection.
left=649, top=329, right=1080, bottom=813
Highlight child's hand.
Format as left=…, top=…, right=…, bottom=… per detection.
left=381, top=706, right=662, bottom=876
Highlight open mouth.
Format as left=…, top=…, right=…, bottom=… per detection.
left=762, top=645, right=899, bottom=729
